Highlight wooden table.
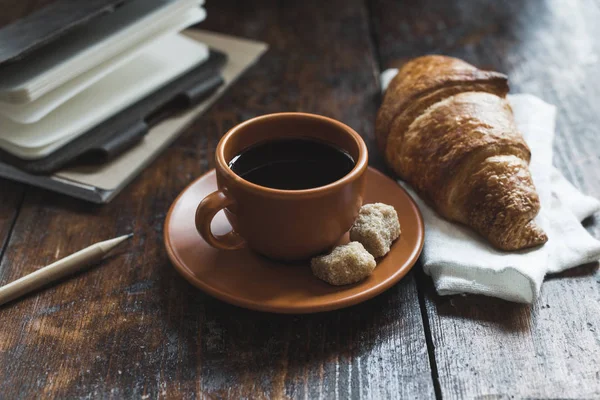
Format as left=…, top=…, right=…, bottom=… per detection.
left=1, top=1, right=599, bottom=398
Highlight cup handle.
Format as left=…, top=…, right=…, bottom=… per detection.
left=195, top=190, right=246, bottom=250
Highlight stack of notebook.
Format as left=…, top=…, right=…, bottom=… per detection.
left=0, top=0, right=268, bottom=202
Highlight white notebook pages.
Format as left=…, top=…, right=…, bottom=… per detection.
left=0, top=30, right=269, bottom=203
left=0, top=7, right=205, bottom=124
left=0, top=0, right=204, bottom=104
left=0, top=33, right=209, bottom=159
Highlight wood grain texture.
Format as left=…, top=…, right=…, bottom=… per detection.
left=0, top=180, right=24, bottom=256
left=0, top=1, right=434, bottom=398
left=370, top=0, right=600, bottom=398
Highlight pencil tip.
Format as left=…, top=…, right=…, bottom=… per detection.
left=98, top=233, right=134, bottom=254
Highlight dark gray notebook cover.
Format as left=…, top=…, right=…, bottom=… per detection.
left=0, top=49, right=226, bottom=174
left=0, top=0, right=131, bottom=66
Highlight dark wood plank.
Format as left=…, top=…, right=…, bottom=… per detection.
left=370, top=0, right=600, bottom=398
left=0, top=179, right=24, bottom=255
left=0, top=1, right=434, bottom=398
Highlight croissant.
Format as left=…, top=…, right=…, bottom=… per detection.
left=376, top=55, right=547, bottom=250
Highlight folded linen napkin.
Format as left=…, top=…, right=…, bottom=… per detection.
left=381, top=69, right=600, bottom=303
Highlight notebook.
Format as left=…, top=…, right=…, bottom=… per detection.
left=0, top=7, right=206, bottom=123
left=0, top=50, right=226, bottom=174
left=0, top=30, right=269, bottom=203
left=0, top=33, right=210, bottom=159
left=0, top=0, right=203, bottom=103
left=0, top=0, right=128, bottom=66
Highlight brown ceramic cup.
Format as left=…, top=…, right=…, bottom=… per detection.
left=195, top=112, right=368, bottom=261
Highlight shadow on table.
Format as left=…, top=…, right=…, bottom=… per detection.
left=155, top=260, right=419, bottom=387
left=420, top=261, right=598, bottom=333
left=417, top=268, right=531, bottom=333
left=545, top=261, right=598, bottom=280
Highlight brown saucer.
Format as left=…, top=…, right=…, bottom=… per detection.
left=164, top=167, right=424, bottom=313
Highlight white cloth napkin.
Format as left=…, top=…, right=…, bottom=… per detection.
left=381, top=69, right=600, bottom=303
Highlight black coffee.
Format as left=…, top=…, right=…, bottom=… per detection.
left=228, top=138, right=355, bottom=190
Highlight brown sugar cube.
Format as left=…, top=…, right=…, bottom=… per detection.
left=310, top=242, right=376, bottom=286
left=350, top=203, right=401, bottom=258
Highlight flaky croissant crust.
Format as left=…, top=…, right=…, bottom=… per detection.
left=376, top=55, right=509, bottom=153
left=377, top=55, right=547, bottom=250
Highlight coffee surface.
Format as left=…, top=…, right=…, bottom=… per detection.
left=228, top=138, right=355, bottom=190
